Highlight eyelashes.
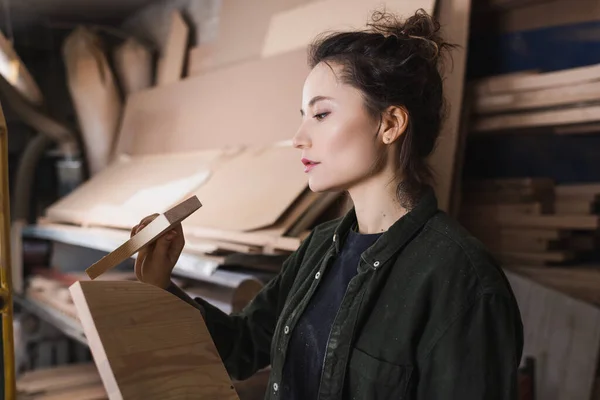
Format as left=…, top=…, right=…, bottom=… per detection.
left=314, top=111, right=330, bottom=121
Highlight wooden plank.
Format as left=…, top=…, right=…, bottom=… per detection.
left=556, top=183, right=600, bottom=198
left=555, top=199, right=597, bottom=215
left=472, top=63, right=600, bottom=95
left=34, top=384, right=107, bottom=400
left=0, top=30, right=43, bottom=105
left=472, top=104, right=600, bottom=133
left=114, top=49, right=309, bottom=157
left=428, top=0, right=472, bottom=212
left=505, top=270, right=600, bottom=400
left=45, top=150, right=225, bottom=229
left=474, top=80, right=600, bottom=114
left=184, top=225, right=301, bottom=252
left=184, top=278, right=263, bottom=314
left=462, top=178, right=554, bottom=192
left=461, top=177, right=554, bottom=193
left=85, top=196, right=201, bottom=279
left=203, top=0, right=313, bottom=71
left=187, top=44, right=215, bottom=76
left=460, top=202, right=545, bottom=217
left=495, top=250, right=574, bottom=265
left=261, top=0, right=435, bottom=57
left=481, top=236, right=552, bottom=253
left=69, top=280, right=239, bottom=399
left=185, top=143, right=308, bottom=232
left=113, top=38, right=153, bottom=96
left=156, top=10, right=189, bottom=86
left=464, top=214, right=600, bottom=230
left=63, top=26, right=122, bottom=175
left=491, top=0, right=600, bottom=34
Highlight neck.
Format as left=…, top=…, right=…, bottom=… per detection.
left=348, top=174, right=408, bottom=234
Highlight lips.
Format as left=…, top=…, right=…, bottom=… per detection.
left=301, top=158, right=320, bottom=173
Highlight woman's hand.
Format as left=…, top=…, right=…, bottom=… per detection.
left=130, top=214, right=185, bottom=289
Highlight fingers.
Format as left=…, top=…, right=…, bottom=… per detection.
left=131, top=214, right=160, bottom=237
left=169, top=223, right=185, bottom=262
left=134, top=248, right=146, bottom=282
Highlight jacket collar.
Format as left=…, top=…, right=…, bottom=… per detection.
left=332, top=185, right=439, bottom=270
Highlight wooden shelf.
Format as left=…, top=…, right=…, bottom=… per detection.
left=22, top=223, right=226, bottom=281
left=14, top=295, right=87, bottom=346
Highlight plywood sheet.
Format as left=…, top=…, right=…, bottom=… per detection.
left=63, top=26, right=122, bottom=176
left=113, top=38, right=153, bottom=95
left=428, top=0, right=472, bottom=212
left=505, top=270, right=600, bottom=400
left=70, top=280, right=239, bottom=400
left=474, top=80, right=600, bottom=114
left=185, top=143, right=308, bottom=231
left=472, top=63, right=600, bottom=96
left=156, top=10, right=189, bottom=86
left=203, top=0, right=313, bottom=71
left=45, top=149, right=233, bottom=229
left=262, top=0, right=436, bottom=57
left=472, top=104, right=600, bottom=133
left=115, top=49, right=309, bottom=157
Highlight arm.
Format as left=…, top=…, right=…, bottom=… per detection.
left=417, top=292, right=523, bottom=399
left=167, top=232, right=314, bottom=380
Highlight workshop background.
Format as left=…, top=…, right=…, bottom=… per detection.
left=0, top=0, right=599, bottom=399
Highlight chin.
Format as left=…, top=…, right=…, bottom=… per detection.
left=308, top=176, right=347, bottom=193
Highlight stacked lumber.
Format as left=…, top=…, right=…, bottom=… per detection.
left=17, top=363, right=106, bottom=400
left=459, top=178, right=600, bottom=266
left=41, top=143, right=344, bottom=259
left=25, top=267, right=263, bottom=318
left=469, top=63, right=600, bottom=134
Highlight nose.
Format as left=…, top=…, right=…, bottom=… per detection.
left=292, top=122, right=311, bottom=149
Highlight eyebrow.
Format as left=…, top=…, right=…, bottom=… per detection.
left=300, top=96, right=334, bottom=116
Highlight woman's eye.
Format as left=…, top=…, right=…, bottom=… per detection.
left=314, top=112, right=330, bottom=121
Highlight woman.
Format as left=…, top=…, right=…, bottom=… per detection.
left=131, top=9, right=524, bottom=400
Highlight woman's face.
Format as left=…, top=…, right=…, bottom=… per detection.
left=293, top=61, right=384, bottom=193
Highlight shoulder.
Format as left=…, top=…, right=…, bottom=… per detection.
left=411, top=211, right=515, bottom=300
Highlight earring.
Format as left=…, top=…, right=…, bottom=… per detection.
left=384, top=137, right=390, bottom=144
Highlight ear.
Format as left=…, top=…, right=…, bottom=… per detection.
left=380, top=106, right=409, bottom=144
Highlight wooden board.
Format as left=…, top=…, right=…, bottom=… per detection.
left=505, top=270, right=600, bottom=400
left=428, top=0, right=472, bottom=212
left=0, top=30, right=43, bottom=105
left=69, top=280, right=239, bottom=399
left=464, top=214, right=600, bottom=230
left=261, top=0, right=435, bottom=57
left=556, top=183, right=600, bottom=198
left=63, top=26, right=123, bottom=175
left=156, top=10, right=189, bottom=86
left=474, top=80, right=600, bottom=114
left=201, top=0, right=313, bottom=71
left=472, top=104, right=600, bottom=133
left=85, top=196, right=201, bottom=279
left=45, top=149, right=230, bottom=229
left=115, top=49, right=309, bottom=157
left=113, top=38, right=153, bottom=96
left=472, top=63, right=600, bottom=96
left=185, top=144, right=307, bottom=231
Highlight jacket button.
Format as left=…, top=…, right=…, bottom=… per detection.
left=373, top=261, right=380, bottom=267
left=333, top=234, right=337, bottom=242
left=284, top=326, right=290, bottom=334
left=315, top=271, right=321, bottom=279
left=273, top=383, right=279, bottom=391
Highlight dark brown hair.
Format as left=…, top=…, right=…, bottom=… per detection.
left=307, top=8, right=457, bottom=207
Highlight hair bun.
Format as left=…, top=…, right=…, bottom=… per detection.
left=367, top=8, right=454, bottom=65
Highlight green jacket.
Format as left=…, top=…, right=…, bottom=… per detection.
left=169, top=187, right=524, bottom=399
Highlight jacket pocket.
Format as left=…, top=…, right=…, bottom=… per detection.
left=346, top=347, right=413, bottom=400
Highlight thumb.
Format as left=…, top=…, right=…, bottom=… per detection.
left=153, top=231, right=177, bottom=267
